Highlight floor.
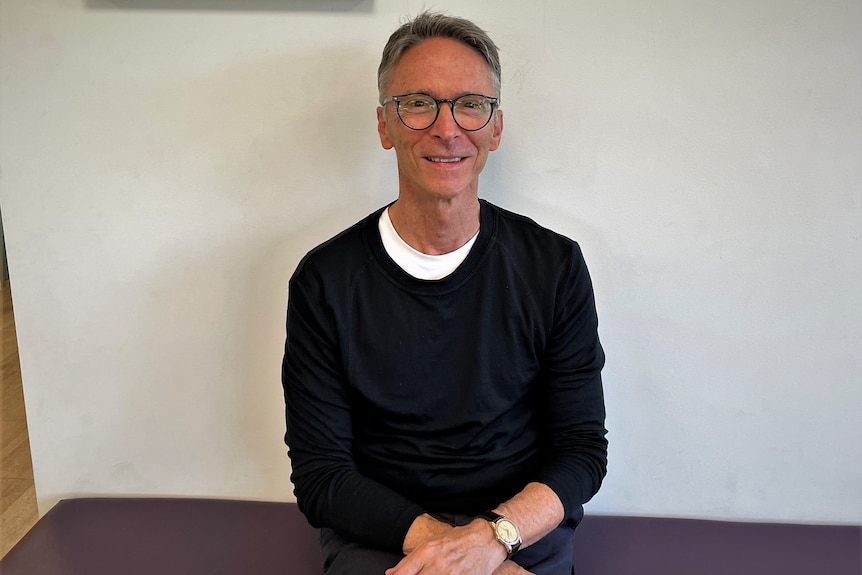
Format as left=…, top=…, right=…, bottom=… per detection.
left=0, top=280, right=38, bottom=558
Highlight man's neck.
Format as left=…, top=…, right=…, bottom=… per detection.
left=388, top=194, right=481, bottom=256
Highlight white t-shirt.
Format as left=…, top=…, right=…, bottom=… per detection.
left=378, top=207, right=478, bottom=280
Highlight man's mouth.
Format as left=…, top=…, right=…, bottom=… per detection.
left=426, top=157, right=465, bottom=163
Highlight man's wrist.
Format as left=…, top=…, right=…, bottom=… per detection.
left=402, top=513, right=453, bottom=554
left=465, top=517, right=510, bottom=565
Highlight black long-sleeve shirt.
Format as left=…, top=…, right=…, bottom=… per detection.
left=282, top=200, right=607, bottom=553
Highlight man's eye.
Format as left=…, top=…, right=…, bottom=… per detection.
left=404, top=98, right=434, bottom=109
left=459, top=99, right=486, bottom=110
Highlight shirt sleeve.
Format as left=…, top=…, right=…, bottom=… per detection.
left=529, top=242, right=608, bottom=524
left=282, top=261, right=425, bottom=554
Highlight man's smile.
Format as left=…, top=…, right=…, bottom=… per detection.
left=425, top=156, right=466, bottom=163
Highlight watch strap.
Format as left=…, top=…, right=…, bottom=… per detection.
left=477, top=510, right=504, bottom=523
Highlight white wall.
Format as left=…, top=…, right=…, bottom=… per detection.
left=1, top=0, right=859, bottom=523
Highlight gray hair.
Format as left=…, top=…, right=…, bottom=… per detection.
left=377, top=11, right=501, bottom=102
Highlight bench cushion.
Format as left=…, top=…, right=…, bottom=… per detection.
left=2, top=498, right=859, bottom=575
left=574, top=514, right=861, bottom=575
left=0, top=498, right=323, bottom=575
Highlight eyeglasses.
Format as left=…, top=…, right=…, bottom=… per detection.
left=382, top=93, right=499, bottom=131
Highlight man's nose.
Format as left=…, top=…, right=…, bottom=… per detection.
left=429, top=102, right=461, bottom=138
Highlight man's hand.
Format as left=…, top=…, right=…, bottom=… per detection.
left=494, top=561, right=535, bottom=574
left=389, top=482, right=559, bottom=575
left=385, top=518, right=509, bottom=575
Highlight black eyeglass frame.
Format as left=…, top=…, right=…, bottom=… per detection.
left=381, top=93, right=500, bottom=132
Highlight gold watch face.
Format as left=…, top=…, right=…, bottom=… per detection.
left=496, top=518, right=520, bottom=544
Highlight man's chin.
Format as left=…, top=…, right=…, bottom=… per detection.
left=423, top=188, right=479, bottom=204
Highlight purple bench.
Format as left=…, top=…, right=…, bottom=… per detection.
left=1, top=498, right=858, bottom=574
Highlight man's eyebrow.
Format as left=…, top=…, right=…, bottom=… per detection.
left=398, top=89, right=486, bottom=98
left=397, top=88, right=435, bottom=96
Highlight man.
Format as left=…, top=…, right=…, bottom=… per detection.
left=282, top=12, right=607, bottom=575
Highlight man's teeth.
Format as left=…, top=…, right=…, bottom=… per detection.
left=428, top=157, right=463, bottom=163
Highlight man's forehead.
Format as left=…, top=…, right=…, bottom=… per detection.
left=386, top=38, right=495, bottom=94
left=395, top=36, right=483, bottom=62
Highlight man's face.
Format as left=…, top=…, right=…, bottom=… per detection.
left=377, top=37, right=503, bottom=203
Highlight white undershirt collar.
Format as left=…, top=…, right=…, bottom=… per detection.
left=378, top=207, right=479, bottom=280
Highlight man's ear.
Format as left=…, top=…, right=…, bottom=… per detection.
left=377, top=106, right=394, bottom=150
left=489, top=109, right=503, bottom=152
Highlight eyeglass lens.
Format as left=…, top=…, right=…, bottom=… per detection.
left=395, top=94, right=495, bottom=131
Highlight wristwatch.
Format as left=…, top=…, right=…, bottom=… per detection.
left=477, top=511, right=521, bottom=559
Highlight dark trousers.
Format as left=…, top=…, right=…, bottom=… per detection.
left=320, top=525, right=575, bottom=575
